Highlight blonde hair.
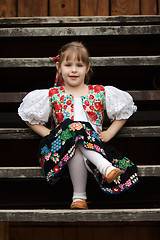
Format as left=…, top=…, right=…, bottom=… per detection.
left=58, top=42, right=92, bottom=84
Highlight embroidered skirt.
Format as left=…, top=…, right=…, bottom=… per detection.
left=38, top=119, right=138, bottom=194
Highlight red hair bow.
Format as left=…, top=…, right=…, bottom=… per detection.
left=50, top=55, right=60, bottom=63
left=50, top=55, right=64, bottom=86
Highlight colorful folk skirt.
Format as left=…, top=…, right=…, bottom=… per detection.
left=38, top=119, right=139, bottom=195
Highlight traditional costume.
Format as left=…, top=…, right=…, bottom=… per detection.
left=18, top=84, right=138, bottom=194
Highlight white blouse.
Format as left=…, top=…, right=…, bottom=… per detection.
left=18, top=86, right=137, bottom=130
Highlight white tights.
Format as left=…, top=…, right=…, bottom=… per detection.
left=68, top=143, right=113, bottom=201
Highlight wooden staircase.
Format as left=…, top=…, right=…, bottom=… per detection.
left=0, top=15, right=160, bottom=222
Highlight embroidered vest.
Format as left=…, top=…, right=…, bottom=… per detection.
left=49, top=85, right=105, bottom=126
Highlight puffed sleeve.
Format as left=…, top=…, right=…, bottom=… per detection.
left=105, top=86, right=137, bottom=121
left=18, top=89, right=51, bottom=125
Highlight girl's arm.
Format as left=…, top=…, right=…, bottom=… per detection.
left=25, top=121, right=51, bottom=137
left=98, top=119, right=127, bottom=142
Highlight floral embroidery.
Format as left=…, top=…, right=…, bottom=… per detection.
left=86, top=111, right=98, bottom=122
left=53, top=165, right=60, bottom=173
left=51, top=153, right=60, bottom=163
left=49, top=85, right=105, bottom=126
left=41, top=145, right=50, bottom=155
left=94, top=144, right=101, bottom=152
left=112, top=186, right=120, bottom=193
left=86, top=143, right=94, bottom=149
left=51, top=136, right=61, bottom=153
left=44, top=152, right=51, bottom=161
left=39, top=119, right=138, bottom=194
left=63, top=153, right=69, bottom=162
left=70, top=122, right=83, bottom=131
left=61, top=129, right=72, bottom=141
left=39, top=155, right=45, bottom=168
left=125, top=179, right=132, bottom=187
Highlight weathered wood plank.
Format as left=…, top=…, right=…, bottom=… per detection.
left=0, top=167, right=43, bottom=179
left=111, top=0, right=140, bottom=16
left=141, top=0, right=157, bottom=15
left=18, top=0, right=48, bottom=17
left=116, top=126, right=160, bottom=138
left=0, top=16, right=160, bottom=27
left=50, top=0, right=79, bottom=16
left=0, top=126, right=160, bottom=139
left=0, top=92, right=28, bottom=102
left=0, top=223, right=9, bottom=240
left=0, top=90, right=160, bottom=103
left=0, top=0, right=16, bottom=18
left=0, top=25, right=160, bottom=37
left=128, top=90, right=160, bottom=101
left=1, top=56, right=160, bottom=68
left=0, top=165, right=159, bottom=178
left=0, top=209, right=159, bottom=222
left=80, top=0, right=109, bottom=16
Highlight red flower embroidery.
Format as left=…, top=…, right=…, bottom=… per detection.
left=60, top=95, right=64, bottom=101
left=94, top=85, right=104, bottom=93
left=66, top=100, right=72, bottom=105
left=112, top=186, right=120, bottom=193
left=40, top=156, right=45, bottom=168
left=53, top=102, right=59, bottom=111
left=49, top=88, right=60, bottom=96
left=59, top=104, right=62, bottom=110
left=85, top=100, right=90, bottom=106
left=53, top=165, right=60, bottom=173
left=64, top=105, right=67, bottom=110
left=55, top=112, right=64, bottom=123
left=89, top=85, right=94, bottom=91
left=86, top=111, right=98, bottom=122
left=89, top=94, right=94, bottom=100
left=94, top=101, right=102, bottom=110
left=89, top=105, right=94, bottom=110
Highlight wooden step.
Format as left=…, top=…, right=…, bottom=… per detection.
left=0, top=25, right=160, bottom=38
left=1, top=56, right=160, bottom=68
left=0, top=16, right=160, bottom=27
left=0, top=208, right=159, bottom=222
left=0, top=90, right=160, bottom=103
left=0, top=165, right=159, bottom=179
left=0, top=126, right=160, bottom=139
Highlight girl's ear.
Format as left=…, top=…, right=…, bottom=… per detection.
left=56, top=62, right=61, bottom=72
left=86, top=63, right=90, bottom=74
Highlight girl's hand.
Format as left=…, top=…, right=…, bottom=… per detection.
left=97, top=128, right=111, bottom=142
left=97, top=119, right=127, bottom=143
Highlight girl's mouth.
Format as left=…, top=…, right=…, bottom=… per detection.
left=70, top=76, right=78, bottom=80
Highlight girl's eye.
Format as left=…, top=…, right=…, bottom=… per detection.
left=77, top=64, right=83, bottom=67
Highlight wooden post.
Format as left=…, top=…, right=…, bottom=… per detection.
left=0, top=0, right=16, bottom=17
left=111, top=0, right=140, bottom=15
left=18, top=0, right=48, bottom=17
left=0, top=223, right=9, bottom=240
left=50, top=0, right=79, bottom=16
left=141, top=0, right=157, bottom=15
left=80, top=0, right=109, bottom=16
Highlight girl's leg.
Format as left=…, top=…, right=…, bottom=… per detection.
left=68, top=147, right=88, bottom=202
left=78, top=143, right=121, bottom=182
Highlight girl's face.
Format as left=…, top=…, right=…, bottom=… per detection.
left=57, top=54, right=89, bottom=88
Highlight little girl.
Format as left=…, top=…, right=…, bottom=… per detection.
left=18, top=41, right=138, bottom=209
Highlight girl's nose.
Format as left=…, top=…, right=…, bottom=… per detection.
left=71, top=65, right=77, bottom=72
